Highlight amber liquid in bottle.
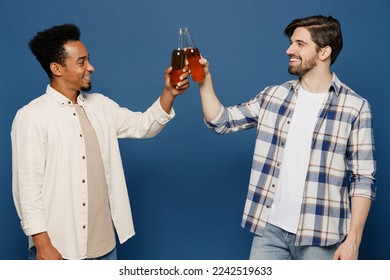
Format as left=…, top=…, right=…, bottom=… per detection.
left=170, top=49, right=185, bottom=86
left=186, top=48, right=205, bottom=82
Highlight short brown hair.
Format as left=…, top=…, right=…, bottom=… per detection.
left=284, top=15, right=343, bottom=65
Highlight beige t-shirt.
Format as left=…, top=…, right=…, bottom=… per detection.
left=75, top=104, right=116, bottom=258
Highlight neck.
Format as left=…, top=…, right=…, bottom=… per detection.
left=50, top=80, right=79, bottom=104
left=299, top=67, right=333, bottom=93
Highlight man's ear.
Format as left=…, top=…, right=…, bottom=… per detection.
left=319, top=46, right=332, bottom=62
left=50, top=62, right=62, bottom=77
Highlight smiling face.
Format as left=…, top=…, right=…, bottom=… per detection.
left=57, top=40, right=94, bottom=93
left=286, top=27, right=320, bottom=77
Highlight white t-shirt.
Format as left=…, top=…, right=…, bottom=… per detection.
left=268, top=87, right=326, bottom=233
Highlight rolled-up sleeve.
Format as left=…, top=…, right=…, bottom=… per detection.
left=347, top=100, right=377, bottom=200
left=204, top=94, right=262, bottom=134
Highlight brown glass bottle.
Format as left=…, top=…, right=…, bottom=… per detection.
left=170, top=49, right=185, bottom=86
left=176, top=27, right=205, bottom=82
left=186, top=48, right=205, bottom=82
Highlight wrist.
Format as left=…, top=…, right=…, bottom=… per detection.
left=161, top=88, right=176, bottom=101
left=159, top=88, right=176, bottom=114
left=346, top=232, right=362, bottom=246
left=32, top=232, right=52, bottom=249
left=199, top=72, right=212, bottom=86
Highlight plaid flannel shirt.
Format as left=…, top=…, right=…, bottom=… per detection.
left=206, top=73, right=376, bottom=246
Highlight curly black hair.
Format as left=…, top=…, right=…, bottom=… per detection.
left=28, top=23, right=81, bottom=79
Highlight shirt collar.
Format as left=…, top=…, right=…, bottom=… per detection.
left=290, top=73, right=342, bottom=96
left=46, top=85, right=86, bottom=107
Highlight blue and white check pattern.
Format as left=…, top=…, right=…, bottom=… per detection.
left=206, top=73, right=376, bottom=246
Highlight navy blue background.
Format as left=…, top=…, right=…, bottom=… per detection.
left=1, top=0, right=389, bottom=260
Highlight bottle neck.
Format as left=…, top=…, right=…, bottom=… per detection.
left=177, top=27, right=195, bottom=49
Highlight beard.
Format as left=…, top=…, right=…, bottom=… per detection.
left=81, top=83, right=92, bottom=92
left=288, top=54, right=318, bottom=77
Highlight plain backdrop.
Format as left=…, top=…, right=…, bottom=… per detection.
left=1, top=0, right=389, bottom=260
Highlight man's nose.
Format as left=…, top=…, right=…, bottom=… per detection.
left=286, top=45, right=294, bottom=56
left=87, top=61, right=95, bottom=72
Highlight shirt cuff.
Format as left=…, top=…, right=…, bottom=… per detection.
left=21, top=217, right=48, bottom=236
left=349, top=181, right=376, bottom=200
left=151, top=97, right=175, bottom=125
left=204, top=106, right=225, bottom=128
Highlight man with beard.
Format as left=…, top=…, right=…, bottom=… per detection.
left=11, top=24, right=189, bottom=260
left=195, top=15, right=376, bottom=259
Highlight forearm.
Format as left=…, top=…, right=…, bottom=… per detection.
left=333, top=196, right=371, bottom=260
left=198, top=73, right=222, bottom=122
left=347, top=196, right=371, bottom=245
left=32, top=232, right=52, bottom=249
left=159, top=87, right=176, bottom=114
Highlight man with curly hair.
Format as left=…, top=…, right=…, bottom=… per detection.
left=196, top=15, right=376, bottom=260
left=11, top=24, right=189, bottom=260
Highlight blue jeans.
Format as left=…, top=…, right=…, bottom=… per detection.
left=28, top=246, right=117, bottom=260
left=249, top=223, right=341, bottom=260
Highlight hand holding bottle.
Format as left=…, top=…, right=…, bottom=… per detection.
left=198, top=56, right=210, bottom=79
left=165, top=65, right=190, bottom=92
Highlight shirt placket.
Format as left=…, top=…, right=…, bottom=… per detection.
left=257, top=88, right=297, bottom=228
left=69, top=101, right=89, bottom=255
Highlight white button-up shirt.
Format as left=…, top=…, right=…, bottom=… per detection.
left=11, top=85, right=175, bottom=259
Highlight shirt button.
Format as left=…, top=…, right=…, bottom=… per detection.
left=82, top=156, right=85, bottom=159
left=272, top=184, right=275, bottom=188
left=287, top=121, right=290, bottom=124
left=277, top=163, right=280, bottom=167
left=73, top=113, right=76, bottom=116
left=80, top=134, right=83, bottom=137
left=82, top=203, right=86, bottom=206
left=281, top=142, right=284, bottom=146
left=266, top=205, right=270, bottom=209
left=83, top=225, right=86, bottom=229
left=82, top=179, right=86, bottom=183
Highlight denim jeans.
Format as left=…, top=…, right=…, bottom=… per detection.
left=249, top=223, right=341, bottom=260
left=28, top=246, right=117, bottom=260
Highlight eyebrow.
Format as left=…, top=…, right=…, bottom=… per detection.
left=76, top=54, right=89, bottom=62
left=291, top=39, right=308, bottom=45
